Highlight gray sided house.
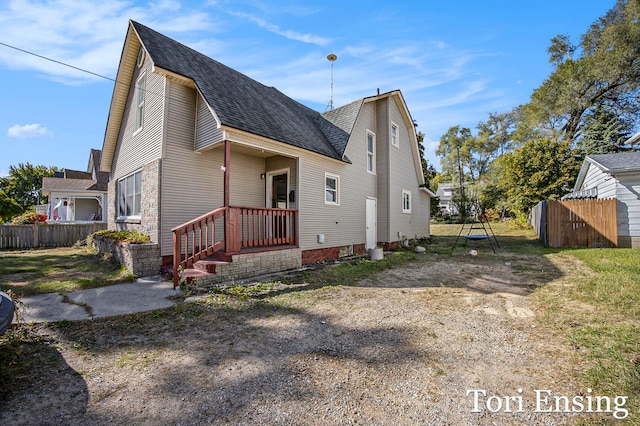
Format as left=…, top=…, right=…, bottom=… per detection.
left=41, top=149, right=108, bottom=223
left=100, top=21, right=433, bottom=283
left=563, top=145, right=640, bottom=248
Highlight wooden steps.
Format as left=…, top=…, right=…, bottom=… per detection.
left=167, top=253, right=230, bottom=287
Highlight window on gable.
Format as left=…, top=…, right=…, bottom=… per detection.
left=366, top=131, right=375, bottom=174
left=118, top=170, right=142, bottom=218
left=135, top=73, right=146, bottom=132
left=391, top=123, right=399, bottom=147
left=402, top=190, right=411, bottom=213
left=325, top=173, right=340, bottom=205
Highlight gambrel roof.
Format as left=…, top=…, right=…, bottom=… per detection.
left=131, top=21, right=348, bottom=161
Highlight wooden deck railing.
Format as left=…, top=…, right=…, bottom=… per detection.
left=172, top=206, right=298, bottom=286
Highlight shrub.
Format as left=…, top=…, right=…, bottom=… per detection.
left=10, top=211, right=47, bottom=225
left=92, top=229, right=150, bottom=244
left=481, top=208, right=501, bottom=222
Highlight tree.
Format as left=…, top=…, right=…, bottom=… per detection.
left=436, top=126, right=473, bottom=183
left=579, top=103, right=634, bottom=154
left=416, top=131, right=440, bottom=217
left=0, top=190, right=22, bottom=223
left=0, top=163, right=59, bottom=212
left=495, top=138, right=581, bottom=218
left=525, top=0, right=640, bottom=142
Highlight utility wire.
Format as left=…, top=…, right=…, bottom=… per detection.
left=0, top=41, right=194, bottom=107
left=0, top=41, right=117, bottom=82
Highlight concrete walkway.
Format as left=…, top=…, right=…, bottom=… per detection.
left=16, top=276, right=181, bottom=323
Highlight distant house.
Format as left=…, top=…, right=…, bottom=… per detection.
left=41, top=149, right=108, bottom=223
left=562, top=142, right=640, bottom=248
left=99, top=21, right=433, bottom=283
left=435, top=183, right=458, bottom=216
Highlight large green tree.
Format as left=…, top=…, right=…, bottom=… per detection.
left=579, top=103, right=634, bottom=154
left=495, top=138, right=581, bottom=217
left=525, top=0, right=640, bottom=142
left=0, top=163, right=59, bottom=213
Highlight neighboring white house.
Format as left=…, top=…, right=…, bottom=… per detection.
left=41, top=149, right=108, bottom=223
left=99, top=21, right=434, bottom=282
left=563, top=144, right=640, bottom=248
left=435, top=183, right=459, bottom=216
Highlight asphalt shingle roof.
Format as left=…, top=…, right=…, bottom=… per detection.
left=588, top=152, right=640, bottom=173
left=131, top=21, right=351, bottom=162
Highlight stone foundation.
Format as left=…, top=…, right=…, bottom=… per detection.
left=92, top=235, right=161, bottom=277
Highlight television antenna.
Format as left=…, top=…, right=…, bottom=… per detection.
left=325, top=53, right=337, bottom=112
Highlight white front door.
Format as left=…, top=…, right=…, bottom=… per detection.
left=366, top=197, right=377, bottom=249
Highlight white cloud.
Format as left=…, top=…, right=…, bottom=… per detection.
left=0, top=0, right=215, bottom=83
left=8, top=124, right=51, bottom=138
left=228, top=11, right=332, bottom=46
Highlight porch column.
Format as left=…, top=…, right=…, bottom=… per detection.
left=223, top=140, right=241, bottom=253
left=224, top=140, right=230, bottom=207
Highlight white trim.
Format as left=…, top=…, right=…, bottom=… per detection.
left=402, top=189, right=412, bottom=214
left=391, top=122, right=399, bottom=148
left=116, top=169, right=143, bottom=220
left=366, top=130, right=376, bottom=174
left=419, top=186, right=436, bottom=197
left=134, top=72, right=146, bottom=133
left=365, top=196, right=377, bottom=249
left=266, top=168, right=290, bottom=208
left=136, top=47, right=145, bottom=68
left=324, top=172, right=340, bottom=206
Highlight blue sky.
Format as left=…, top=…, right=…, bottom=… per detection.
left=0, top=0, right=614, bottom=177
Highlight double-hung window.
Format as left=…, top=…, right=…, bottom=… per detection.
left=325, top=173, right=340, bottom=205
left=135, top=73, right=146, bottom=132
left=402, top=190, right=411, bottom=213
left=391, top=123, right=399, bottom=147
left=118, top=170, right=142, bottom=218
left=366, top=131, right=375, bottom=174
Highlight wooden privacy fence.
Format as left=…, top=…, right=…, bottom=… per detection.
left=0, top=223, right=107, bottom=249
left=541, top=199, right=617, bottom=248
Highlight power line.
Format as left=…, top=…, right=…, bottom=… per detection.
left=0, top=41, right=116, bottom=82
left=0, top=41, right=194, bottom=108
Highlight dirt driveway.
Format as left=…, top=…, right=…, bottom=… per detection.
left=1, top=256, right=588, bottom=425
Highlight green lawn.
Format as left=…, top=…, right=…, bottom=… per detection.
left=0, top=246, right=133, bottom=296
left=534, top=247, right=640, bottom=424
left=1, top=223, right=638, bottom=423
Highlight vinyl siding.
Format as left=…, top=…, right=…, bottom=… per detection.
left=375, top=98, right=390, bottom=242
left=111, top=56, right=164, bottom=180
left=387, top=97, right=429, bottom=240
left=160, top=80, right=222, bottom=256
left=289, top=106, right=377, bottom=250
left=229, top=153, right=265, bottom=206
left=581, top=163, right=616, bottom=198
left=194, top=94, right=224, bottom=151
left=615, top=174, right=640, bottom=238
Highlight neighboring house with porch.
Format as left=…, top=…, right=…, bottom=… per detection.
left=562, top=144, right=640, bottom=248
left=100, top=21, right=433, bottom=284
left=41, top=149, right=108, bottom=223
